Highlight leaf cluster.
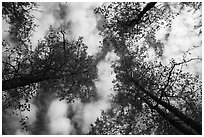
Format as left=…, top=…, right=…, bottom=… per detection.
left=2, top=2, right=38, bottom=46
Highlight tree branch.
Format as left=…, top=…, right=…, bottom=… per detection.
left=127, top=2, right=157, bottom=27
left=139, top=95, right=196, bottom=135
left=2, top=74, right=59, bottom=91
left=132, top=78, right=202, bottom=134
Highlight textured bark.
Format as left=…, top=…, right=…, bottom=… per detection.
left=139, top=95, right=196, bottom=135
left=2, top=74, right=59, bottom=91
left=133, top=79, right=202, bottom=134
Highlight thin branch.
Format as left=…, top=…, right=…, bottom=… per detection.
left=174, top=57, right=202, bottom=66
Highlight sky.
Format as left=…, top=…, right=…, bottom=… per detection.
left=1, top=2, right=202, bottom=135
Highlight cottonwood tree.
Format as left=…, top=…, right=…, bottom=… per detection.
left=114, top=50, right=201, bottom=134
left=89, top=2, right=202, bottom=135
left=3, top=28, right=98, bottom=107
left=94, top=2, right=201, bottom=56
left=2, top=2, right=98, bottom=133
left=2, top=2, right=38, bottom=49
left=88, top=105, right=181, bottom=135
left=89, top=47, right=202, bottom=135
left=2, top=2, right=202, bottom=135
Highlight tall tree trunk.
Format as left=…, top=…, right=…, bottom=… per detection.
left=132, top=79, right=202, bottom=134
left=139, top=95, right=197, bottom=135
left=2, top=74, right=60, bottom=91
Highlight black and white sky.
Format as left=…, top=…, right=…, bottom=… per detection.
left=1, top=1, right=202, bottom=135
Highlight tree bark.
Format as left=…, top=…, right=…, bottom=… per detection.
left=132, top=79, right=202, bottom=134
left=127, top=2, right=157, bottom=27
left=139, top=95, right=197, bottom=135
left=2, top=74, right=60, bottom=91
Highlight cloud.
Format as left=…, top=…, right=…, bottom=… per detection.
left=47, top=99, right=72, bottom=135
left=36, top=3, right=116, bottom=134
left=1, top=2, right=111, bottom=135
left=96, top=53, right=117, bottom=99
left=2, top=109, right=22, bottom=134
left=31, top=3, right=56, bottom=49
left=20, top=100, right=38, bottom=125
left=15, top=129, right=29, bottom=135
left=68, top=51, right=117, bottom=134
left=31, top=2, right=103, bottom=55
left=67, top=2, right=103, bottom=56
left=81, top=52, right=117, bottom=133
left=2, top=19, right=10, bottom=39
left=3, top=2, right=118, bottom=135
left=82, top=99, right=110, bottom=133
left=2, top=99, right=38, bottom=135
left=49, top=118, right=72, bottom=135
left=155, top=8, right=202, bottom=76
left=69, top=99, right=110, bottom=134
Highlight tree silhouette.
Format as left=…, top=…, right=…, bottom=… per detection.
left=2, top=2, right=38, bottom=48
left=2, top=3, right=99, bottom=134
left=89, top=48, right=201, bottom=134
left=2, top=2, right=202, bottom=135
left=2, top=2, right=98, bottom=121
left=89, top=2, right=202, bottom=135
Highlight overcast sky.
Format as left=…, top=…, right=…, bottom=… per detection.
left=2, top=2, right=202, bottom=135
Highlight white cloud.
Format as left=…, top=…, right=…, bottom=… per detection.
left=2, top=19, right=10, bottom=39
left=30, top=3, right=110, bottom=133
left=15, top=129, right=29, bottom=135
left=2, top=99, right=38, bottom=135
left=3, top=109, right=22, bottom=134
left=49, top=118, right=72, bottom=135
left=31, top=2, right=103, bottom=55
left=47, top=99, right=72, bottom=135
left=96, top=55, right=116, bottom=98
left=70, top=99, right=110, bottom=134
left=155, top=9, right=202, bottom=76
left=68, top=2, right=103, bottom=55
left=82, top=99, right=110, bottom=133
left=20, top=101, right=38, bottom=125
left=80, top=52, right=117, bottom=133
left=68, top=51, right=117, bottom=134
left=31, top=3, right=56, bottom=49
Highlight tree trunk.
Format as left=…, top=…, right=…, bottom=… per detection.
left=132, top=79, right=202, bottom=134
left=139, top=95, right=197, bottom=135
left=127, top=2, right=157, bottom=27
left=2, top=74, right=60, bottom=91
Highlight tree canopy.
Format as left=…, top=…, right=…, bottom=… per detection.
left=2, top=2, right=202, bottom=135
left=2, top=2, right=99, bottom=133
left=89, top=2, right=202, bottom=135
